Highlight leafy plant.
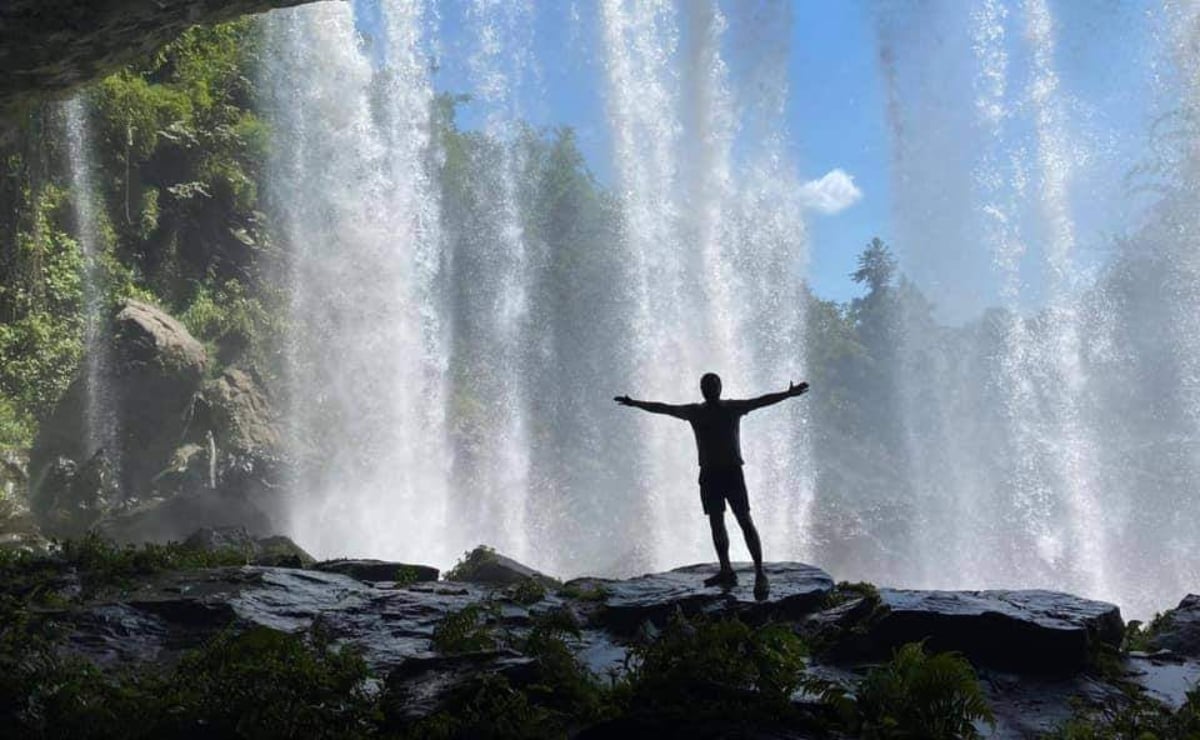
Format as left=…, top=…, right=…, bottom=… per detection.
left=0, top=621, right=379, bottom=739
left=616, top=611, right=809, bottom=722
left=854, top=641, right=994, bottom=739
left=155, top=625, right=377, bottom=738
left=509, top=577, right=547, bottom=605
left=1123, top=611, right=1175, bottom=653
left=431, top=602, right=501, bottom=654
left=557, top=581, right=610, bottom=602
left=394, top=565, right=423, bottom=586
left=444, top=545, right=498, bottom=582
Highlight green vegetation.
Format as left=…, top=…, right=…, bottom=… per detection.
left=0, top=624, right=377, bottom=739
left=557, top=581, right=610, bottom=602
left=508, top=576, right=547, bottom=605
left=614, top=612, right=809, bottom=723
left=444, top=545, right=498, bottom=582
left=0, top=19, right=284, bottom=454
left=431, top=602, right=502, bottom=654
left=854, top=642, right=994, bottom=739
left=393, top=564, right=424, bottom=586
left=1050, top=687, right=1200, bottom=739
left=0, top=531, right=246, bottom=604
left=1124, top=611, right=1175, bottom=653
left=0, top=548, right=1004, bottom=740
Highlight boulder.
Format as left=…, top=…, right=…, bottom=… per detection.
left=255, top=535, right=315, bottom=568
left=598, top=562, right=834, bottom=636
left=180, top=526, right=314, bottom=567
left=194, top=367, right=280, bottom=454
left=151, top=443, right=213, bottom=496
left=112, top=300, right=207, bottom=492
left=446, top=546, right=558, bottom=588
left=96, top=490, right=278, bottom=544
left=182, top=525, right=257, bottom=560
left=30, top=300, right=208, bottom=510
left=834, top=588, right=1124, bottom=673
left=30, top=450, right=119, bottom=538
left=314, top=559, right=438, bottom=584
left=55, top=566, right=491, bottom=672
left=1146, top=594, right=1200, bottom=658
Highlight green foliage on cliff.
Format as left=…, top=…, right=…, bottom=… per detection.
left=0, top=19, right=283, bottom=454
left=0, top=183, right=84, bottom=445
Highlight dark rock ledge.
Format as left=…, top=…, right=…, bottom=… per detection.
left=0, top=0, right=320, bottom=114
left=14, top=540, right=1200, bottom=738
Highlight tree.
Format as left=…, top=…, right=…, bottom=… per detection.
left=851, top=236, right=897, bottom=296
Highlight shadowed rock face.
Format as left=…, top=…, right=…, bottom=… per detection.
left=1146, top=594, right=1200, bottom=658
left=28, top=549, right=1200, bottom=735
left=0, top=0, right=318, bottom=115
left=852, top=588, right=1125, bottom=674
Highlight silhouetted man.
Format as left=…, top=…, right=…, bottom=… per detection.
left=614, top=373, right=809, bottom=599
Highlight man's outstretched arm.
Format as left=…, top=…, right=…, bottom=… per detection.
left=613, top=395, right=692, bottom=419
left=738, top=380, right=810, bottom=413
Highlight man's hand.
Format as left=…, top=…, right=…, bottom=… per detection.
left=788, top=381, right=810, bottom=397
left=614, top=395, right=634, bottom=406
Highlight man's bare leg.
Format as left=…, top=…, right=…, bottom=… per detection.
left=734, top=510, right=769, bottom=598
left=733, top=510, right=763, bottom=572
left=704, top=512, right=737, bottom=586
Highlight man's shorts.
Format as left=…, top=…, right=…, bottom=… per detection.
left=698, top=466, right=750, bottom=516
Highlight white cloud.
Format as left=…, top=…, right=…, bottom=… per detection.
left=797, top=169, right=863, bottom=215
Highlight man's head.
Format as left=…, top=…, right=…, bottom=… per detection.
left=700, top=372, right=722, bottom=402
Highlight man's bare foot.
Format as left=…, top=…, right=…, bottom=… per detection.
left=703, top=568, right=738, bottom=588
left=753, top=571, right=770, bottom=601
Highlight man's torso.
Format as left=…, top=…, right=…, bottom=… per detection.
left=683, top=401, right=746, bottom=469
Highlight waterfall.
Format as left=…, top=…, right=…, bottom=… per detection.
left=598, top=0, right=811, bottom=569
left=1023, top=0, right=1109, bottom=599
left=458, top=0, right=535, bottom=562
left=64, top=96, right=120, bottom=477
left=883, top=0, right=1152, bottom=608
left=264, top=1, right=452, bottom=564
left=259, top=0, right=813, bottom=574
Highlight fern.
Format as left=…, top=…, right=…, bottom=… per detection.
left=856, top=641, right=995, bottom=739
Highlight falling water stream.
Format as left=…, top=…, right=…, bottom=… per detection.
left=64, top=97, right=120, bottom=475
left=254, top=0, right=1195, bottom=618
left=265, top=0, right=812, bottom=573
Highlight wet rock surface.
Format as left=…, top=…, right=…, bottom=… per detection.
left=597, top=561, right=834, bottom=635
left=837, top=588, right=1124, bottom=673
left=448, top=546, right=558, bottom=587
left=17, top=549, right=1200, bottom=737
left=1147, top=594, right=1200, bottom=658
left=314, top=559, right=438, bottom=584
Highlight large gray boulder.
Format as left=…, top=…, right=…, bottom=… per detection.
left=196, top=367, right=280, bottom=454
left=314, top=559, right=438, bottom=584
left=30, top=299, right=208, bottom=513
left=95, top=489, right=278, bottom=544
left=30, top=451, right=119, bottom=538
left=1146, top=594, right=1200, bottom=658
left=112, top=300, right=208, bottom=493
left=832, top=588, right=1124, bottom=673
left=445, top=546, right=558, bottom=588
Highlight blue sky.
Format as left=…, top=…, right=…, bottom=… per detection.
left=358, top=0, right=1169, bottom=319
